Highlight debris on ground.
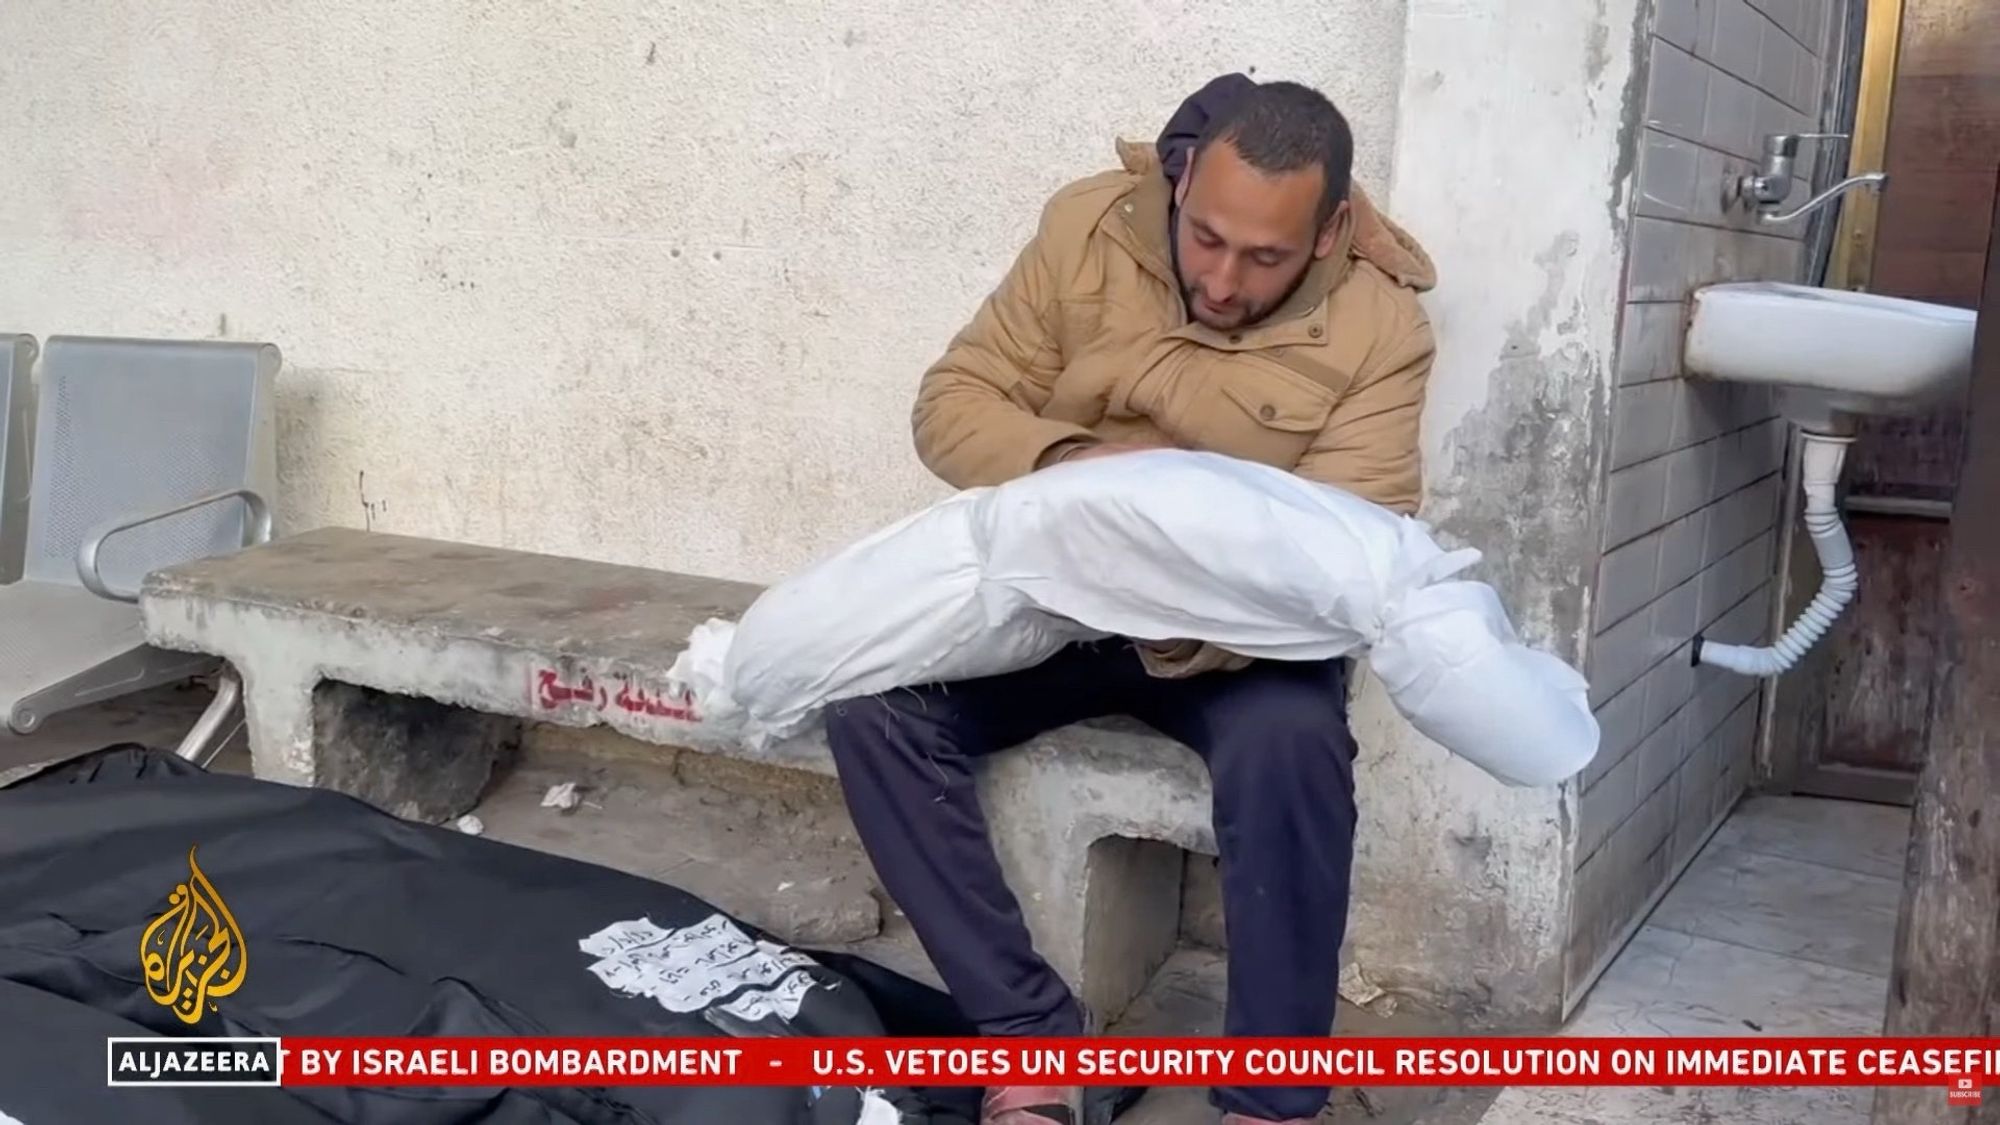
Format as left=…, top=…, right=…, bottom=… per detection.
left=455, top=814, right=485, bottom=835
left=757, top=874, right=882, bottom=945
left=1339, top=963, right=1399, bottom=1016
left=540, top=781, right=583, bottom=812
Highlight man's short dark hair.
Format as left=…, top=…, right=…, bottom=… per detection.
left=1192, top=80, right=1354, bottom=225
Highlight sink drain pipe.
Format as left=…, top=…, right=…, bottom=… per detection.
left=1692, top=431, right=1857, bottom=676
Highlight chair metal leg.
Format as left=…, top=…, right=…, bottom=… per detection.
left=175, top=668, right=243, bottom=767
left=8, top=646, right=220, bottom=734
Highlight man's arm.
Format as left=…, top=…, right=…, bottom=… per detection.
left=1294, top=318, right=1434, bottom=514
left=911, top=199, right=1101, bottom=490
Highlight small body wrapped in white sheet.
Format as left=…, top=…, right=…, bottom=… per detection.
left=671, top=451, right=1598, bottom=788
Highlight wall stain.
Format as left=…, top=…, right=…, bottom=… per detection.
left=1608, top=0, right=1652, bottom=226
left=547, top=101, right=578, bottom=149
left=1430, top=232, right=1607, bottom=668
left=359, top=471, right=388, bottom=531
left=1584, top=0, right=1612, bottom=87
left=1451, top=831, right=1495, bottom=865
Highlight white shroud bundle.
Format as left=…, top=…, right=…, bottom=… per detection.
left=670, top=451, right=1599, bottom=788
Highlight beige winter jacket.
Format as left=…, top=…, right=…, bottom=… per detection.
left=910, top=140, right=1439, bottom=675
left=912, top=139, right=1438, bottom=512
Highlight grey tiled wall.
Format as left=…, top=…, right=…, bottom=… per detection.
left=1567, top=0, right=1844, bottom=997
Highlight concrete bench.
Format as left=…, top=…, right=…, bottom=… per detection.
left=139, top=526, right=1216, bottom=1024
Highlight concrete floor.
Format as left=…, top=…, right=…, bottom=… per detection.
left=1106, top=950, right=1496, bottom=1125
left=1476, top=794, right=1909, bottom=1125
left=2, top=690, right=1912, bottom=1125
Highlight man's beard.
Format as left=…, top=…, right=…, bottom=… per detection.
left=1169, top=208, right=1313, bottom=330
left=1179, top=269, right=1308, bottom=330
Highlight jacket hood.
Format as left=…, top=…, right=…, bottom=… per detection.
left=1346, top=185, right=1437, bottom=292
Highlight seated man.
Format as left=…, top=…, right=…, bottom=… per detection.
left=825, top=75, right=1437, bottom=1125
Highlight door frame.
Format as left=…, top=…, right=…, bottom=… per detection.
left=1824, top=0, right=1906, bottom=293
left=1758, top=0, right=1916, bottom=804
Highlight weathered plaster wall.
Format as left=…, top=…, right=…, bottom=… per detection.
left=1, top=0, right=1648, bottom=1026
left=0, top=0, right=1405, bottom=583
left=1347, top=0, right=1641, bottom=1025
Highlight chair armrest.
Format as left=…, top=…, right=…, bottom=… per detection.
left=76, top=487, right=274, bottom=603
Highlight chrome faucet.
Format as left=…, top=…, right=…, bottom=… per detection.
left=1729, top=132, right=1886, bottom=224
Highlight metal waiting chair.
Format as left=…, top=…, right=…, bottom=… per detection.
left=0, top=334, right=34, bottom=585
left=0, top=336, right=281, bottom=763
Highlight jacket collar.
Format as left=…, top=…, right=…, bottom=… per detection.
left=1105, top=141, right=1358, bottom=333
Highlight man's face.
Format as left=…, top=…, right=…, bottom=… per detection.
left=1173, top=141, right=1345, bottom=331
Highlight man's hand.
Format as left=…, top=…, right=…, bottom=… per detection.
left=1047, top=441, right=1164, bottom=467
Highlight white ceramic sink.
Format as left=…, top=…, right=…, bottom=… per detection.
left=1683, top=281, right=1977, bottom=429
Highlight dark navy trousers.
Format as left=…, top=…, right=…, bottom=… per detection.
left=824, top=642, right=1359, bottom=1121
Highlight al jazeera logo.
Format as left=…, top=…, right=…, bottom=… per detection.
left=106, top=846, right=282, bottom=1086
left=141, top=843, right=247, bottom=1023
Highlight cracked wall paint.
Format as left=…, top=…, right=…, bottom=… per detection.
left=1346, top=0, right=1641, bottom=1026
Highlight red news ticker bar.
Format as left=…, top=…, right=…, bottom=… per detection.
left=272, top=1036, right=2000, bottom=1088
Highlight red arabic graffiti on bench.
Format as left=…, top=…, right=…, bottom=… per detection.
left=531, top=667, right=700, bottom=723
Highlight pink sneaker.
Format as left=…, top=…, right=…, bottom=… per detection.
left=980, top=1085, right=1081, bottom=1124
